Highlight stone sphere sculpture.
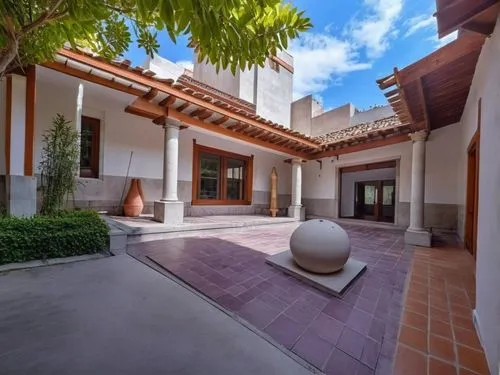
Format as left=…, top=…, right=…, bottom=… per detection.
left=290, top=219, right=351, bottom=274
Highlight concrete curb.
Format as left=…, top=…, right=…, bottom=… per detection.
left=0, top=253, right=109, bottom=273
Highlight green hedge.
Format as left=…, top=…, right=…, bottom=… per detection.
left=0, top=211, right=109, bottom=265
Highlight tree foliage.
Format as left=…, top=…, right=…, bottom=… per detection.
left=39, top=114, right=80, bottom=216
left=0, top=0, right=311, bottom=75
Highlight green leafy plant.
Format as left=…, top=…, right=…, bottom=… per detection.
left=0, top=0, right=312, bottom=76
left=0, top=210, right=109, bottom=265
left=39, top=114, right=80, bottom=216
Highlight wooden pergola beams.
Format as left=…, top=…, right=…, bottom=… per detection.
left=397, top=32, right=485, bottom=85
left=435, top=0, right=500, bottom=38
left=377, top=24, right=490, bottom=132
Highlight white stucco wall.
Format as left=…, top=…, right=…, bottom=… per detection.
left=255, top=59, right=293, bottom=128
left=303, top=124, right=462, bottom=213
left=193, top=61, right=241, bottom=99
left=425, top=122, right=461, bottom=204
left=340, top=168, right=396, bottom=217
left=303, top=141, right=412, bottom=202
left=457, top=13, right=500, bottom=374
left=34, top=68, right=291, bottom=202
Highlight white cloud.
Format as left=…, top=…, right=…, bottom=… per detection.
left=403, top=12, right=457, bottom=48
left=348, top=0, right=404, bottom=58
left=404, top=14, right=436, bottom=37
left=289, top=33, right=372, bottom=99
left=431, top=30, right=458, bottom=49
left=176, top=60, right=194, bottom=72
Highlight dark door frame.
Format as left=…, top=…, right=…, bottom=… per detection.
left=338, top=160, right=399, bottom=224
left=465, top=129, right=480, bottom=259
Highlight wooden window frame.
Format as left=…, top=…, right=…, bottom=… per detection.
left=79, top=116, right=101, bottom=179
left=192, top=142, right=253, bottom=206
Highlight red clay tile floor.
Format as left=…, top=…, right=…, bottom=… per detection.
left=129, top=223, right=490, bottom=374
left=394, top=237, right=490, bottom=375
left=130, top=223, right=411, bottom=374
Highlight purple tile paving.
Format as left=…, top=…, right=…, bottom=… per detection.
left=129, top=222, right=411, bottom=374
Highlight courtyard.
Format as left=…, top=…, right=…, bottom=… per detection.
left=0, top=222, right=487, bottom=375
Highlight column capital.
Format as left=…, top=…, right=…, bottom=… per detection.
left=409, top=130, right=428, bottom=142
left=164, top=118, right=182, bottom=130
left=291, top=157, right=305, bottom=165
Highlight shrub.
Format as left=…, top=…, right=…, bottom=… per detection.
left=39, top=114, right=80, bottom=216
left=0, top=211, right=109, bottom=265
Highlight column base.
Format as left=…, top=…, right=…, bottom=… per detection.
left=405, top=228, right=432, bottom=247
left=153, top=200, right=184, bottom=224
left=288, top=205, right=306, bottom=221
left=6, top=175, right=37, bottom=217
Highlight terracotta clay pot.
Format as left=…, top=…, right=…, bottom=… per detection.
left=123, top=178, right=144, bottom=217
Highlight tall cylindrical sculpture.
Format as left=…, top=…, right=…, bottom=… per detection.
left=270, top=167, right=278, bottom=217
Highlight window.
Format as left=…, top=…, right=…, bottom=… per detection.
left=80, top=116, right=100, bottom=178
left=193, top=143, right=253, bottom=205
left=269, top=58, right=280, bottom=73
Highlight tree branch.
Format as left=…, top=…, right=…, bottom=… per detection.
left=20, top=0, right=66, bottom=35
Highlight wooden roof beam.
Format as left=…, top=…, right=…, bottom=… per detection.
left=159, top=95, right=177, bottom=107
left=57, top=49, right=320, bottom=150
left=376, top=74, right=397, bottom=90
left=175, top=101, right=191, bottom=112
left=461, top=20, right=496, bottom=36
left=397, top=32, right=485, bottom=84
left=212, top=116, right=229, bottom=125
left=417, top=77, right=431, bottom=131
left=42, top=61, right=145, bottom=97
left=142, top=88, right=158, bottom=101
left=310, top=134, right=410, bottom=159
left=436, top=0, right=499, bottom=38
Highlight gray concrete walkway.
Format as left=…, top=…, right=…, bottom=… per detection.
left=0, top=255, right=314, bottom=375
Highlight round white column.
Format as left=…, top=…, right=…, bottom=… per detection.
left=161, top=122, right=180, bottom=202
left=291, top=158, right=303, bottom=206
left=409, top=131, right=428, bottom=231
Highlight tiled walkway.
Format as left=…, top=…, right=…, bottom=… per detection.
left=394, top=239, right=489, bottom=375
left=130, top=223, right=411, bottom=374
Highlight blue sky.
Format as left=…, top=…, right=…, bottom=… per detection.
left=125, top=0, right=457, bottom=110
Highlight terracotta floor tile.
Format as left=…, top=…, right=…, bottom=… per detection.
left=450, top=303, right=473, bottom=319
left=403, top=310, right=428, bottom=331
left=399, top=324, right=428, bottom=353
left=430, top=319, right=453, bottom=340
left=429, top=357, right=458, bottom=375
left=457, top=345, right=490, bottom=375
left=453, top=326, right=482, bottom=351
left=429, top=294, right=449, bottom=310
left=429, top=334, right=455, bottom=363
left=394, top=345, right=428, bottom=375
left=459, top=367, right=483, bottom=375
left=452, top=315, right=475, bottom=332
left=407, top=289, right=428, bottom=304
left=430, top=306, right=450, bottom=323
left=406, top=298, right=429, bottom=316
